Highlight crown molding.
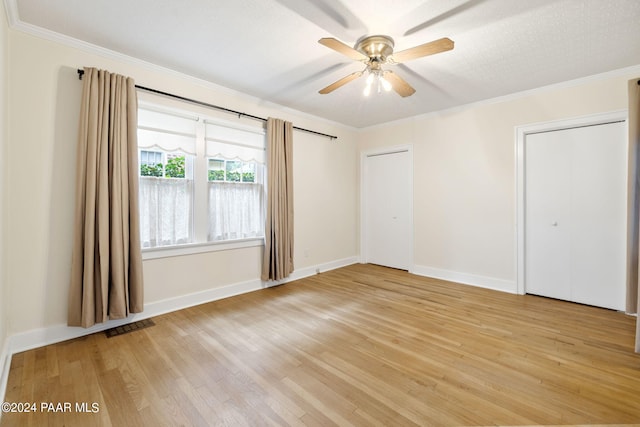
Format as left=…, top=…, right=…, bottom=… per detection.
left=12, top=0, right=633, bottom=134
left=2, top=0, right=355, bottom=135
left=2, top=0, right=237, bottom=95
left=362, top=63, right=640, bottom=132
left=7, top=17, right=258, bottom=101
left=3, top=0, right=18, bottom=27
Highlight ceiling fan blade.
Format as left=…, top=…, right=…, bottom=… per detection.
left=274, top=0, right=367, bottom=41
left=384, top=71, right=416, bottom=97
left=402, top=1, right=486, bottom=36
left=319, top=38, right=368, bottom=61
left=390, top=37, right=454, bottom=64
left=318, top=71, right=363, bottom=94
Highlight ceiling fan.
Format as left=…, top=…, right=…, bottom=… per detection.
left=318, top=35, right=454, bottom=97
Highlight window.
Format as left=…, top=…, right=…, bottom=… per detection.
left=140, top=150, right=163, bottom=176
left=137, top=104, right=265, bottom=250
left=137, top=108, right=196, bottom=248
left=140, top=151, right=188, bottom=178
left=208, top=159, right=256, bottom=183
left=205, top=121, right=265, bottom=242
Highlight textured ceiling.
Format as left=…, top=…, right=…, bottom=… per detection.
left=8, top=0, right=640, bottom=128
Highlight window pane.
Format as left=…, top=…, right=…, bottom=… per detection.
left=140, top=150, right=164, bottom=177
left=139, top=177, right=193, bottom=247
left=208, top=162, right=265, bottom=241
left=165, top=154, right=186, bottom=178
left=208, top=184, right=263, bottom=241
left=226, top=161, right=242, bottom=182
left=208, top=158, right=225, bottom=181
left=138, top=149, right=194, bottom=248
left=139, top=150, right=190, bottom=179
left=241, top=162, right=256, bottom=183
left=208, top=159, right=224, bottom=169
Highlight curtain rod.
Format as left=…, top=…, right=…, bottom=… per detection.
left=77, top=69, right=337, bottom=140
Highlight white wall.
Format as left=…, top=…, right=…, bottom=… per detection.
left=359, top=69, right=640, bottom=293
left=4, top=30, right=358, bottom=342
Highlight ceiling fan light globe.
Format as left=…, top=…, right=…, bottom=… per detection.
left=380, top=77, right=392, bottom=92
left=366, top=73, right=374, bottom=85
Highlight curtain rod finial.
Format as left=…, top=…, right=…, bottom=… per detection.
left=77, top=69, right=84, bottom=80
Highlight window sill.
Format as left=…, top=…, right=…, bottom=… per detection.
left=141, top=237, right=264, bottom=260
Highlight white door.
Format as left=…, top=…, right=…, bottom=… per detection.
left=363, top=149, right=412, bottom=270
left=525, top=121, right=627, bottom=310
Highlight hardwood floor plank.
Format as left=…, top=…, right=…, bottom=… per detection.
left=96, top=368, right=147, bottom=427
left=281, top=374, right=356, bottom=426
left=3, top=264, right=640, bottom=426
left=196, top=331, right=308, bottom=424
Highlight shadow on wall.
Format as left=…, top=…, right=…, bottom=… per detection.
left=44, top=66, right=83, bottom=326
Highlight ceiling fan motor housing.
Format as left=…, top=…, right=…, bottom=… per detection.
left=355, top=35, right=395, bottom=62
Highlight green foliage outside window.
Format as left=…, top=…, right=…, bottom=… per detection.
left=226, top=171, right=241, bottom=182
left=208, top=170, right=225, bottom=181
left=207, top=159, right=256, bottom=182
left=140, top=155, right=186, bottom=178
left=165, top=156, right=185, bottom=178
left=140, top=163, right=163, bottom=177
left=140, top=156, right=253, bottom=181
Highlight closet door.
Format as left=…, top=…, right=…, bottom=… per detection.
left=525, top=121, right=627, bottom=310
left=363, top=149, right=412, bottom=270
left=524, top=132, right=572, bottom=302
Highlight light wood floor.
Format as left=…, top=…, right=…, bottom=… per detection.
left=2, top=264, right=640, bottom=426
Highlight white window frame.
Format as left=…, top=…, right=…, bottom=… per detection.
left=208, top=158, right=258, bottom=183
left=138, top=98, right=266, bottom=260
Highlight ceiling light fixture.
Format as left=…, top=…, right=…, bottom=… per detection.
left=362, top=56, right=392, bottom=97
left=363, top=67, right=391, bottom=96
left=318, top=35, right=454, bottom=97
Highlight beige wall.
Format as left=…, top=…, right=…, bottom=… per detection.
left=4, top=30, right=358, bottom=335
left=359, top=71, right=639, bottom=290
left=4, top=21, right=640, bottom=340
left=0, top=0, right=8, bottom=357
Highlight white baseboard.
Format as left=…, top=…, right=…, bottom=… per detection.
left=0, top=255, right=356, bottom=404
left=0, top=340, right=10, bottom=405
left=5, top=256, right=358, bottom=356
left=412, top=264, right=517, bottom=294
left=284, top=256, right=358, bottom=283
left=6, top=278, right=260, bottom=356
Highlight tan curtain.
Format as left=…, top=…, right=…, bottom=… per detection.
left=68, top=67, right=144, bottom=328
left=629, top=79, right=640, bottom=352
left=261, top=118, right=294, bottom=281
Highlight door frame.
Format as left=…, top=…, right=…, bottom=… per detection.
left=515, top=109, right=628, bottom=295
left=360, top=144, right=414, bottom=271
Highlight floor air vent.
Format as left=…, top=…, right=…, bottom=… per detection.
left=105, top=318, right=155, bottom=338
